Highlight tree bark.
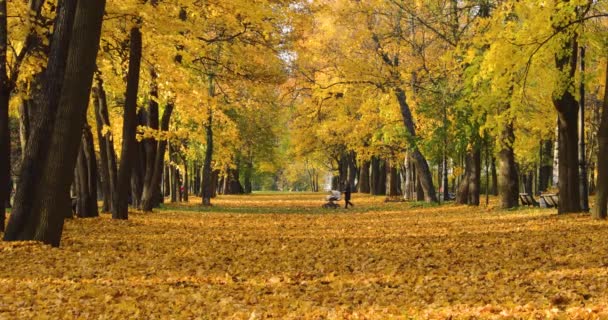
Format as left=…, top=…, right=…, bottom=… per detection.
left=347, top=151, right=357, bottom=191
left=202, top=75, right=215, bottom=206
left=370, top=156, right=386, bottom=195
left=4, top=0, right=105, bottom=245
left=4, top=0, right=79, bottom=244
left=468, top=147, right=481, bottom=205
left=358, top=161, right=370, bottom=193
left=74, top=124, right=98, bottom=218
left=92, top=82, right=111, bottom=213
left=385, top=160, right=400, bottom=198
left=183, top=160, right=189, bottom=202
left=553, top=37, right=581, bottom=214
left=490, top=156, right=498, bottom=196
left=456, top=152, right=471, bottom=205
left=538, top=140, right=553, bottom=192
left=593, top=58, right=608, bottom=219
left=112, top=27, right=142, bottom=220
left=394, top=88, right=438, bottom=202
left=498, top=122, right=519, bottom=209
left=141, top=103, right=173, bottom=212
left=141, top=67, right=159, bottom=204
left=0, top=0, right=9, bottom=231
left=578, top=46, right=589, bottom=212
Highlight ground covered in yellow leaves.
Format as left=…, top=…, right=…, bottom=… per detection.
left=1, top=193, right=608, bottom=319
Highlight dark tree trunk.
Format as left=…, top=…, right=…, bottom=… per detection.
left=416, top=173, right=425, bottom=201
left=0, top=0, right=9, bottom=231
left=243, top=158, right=253, bottom=194
left=385, top=160, right=400, bottom=198
left=491, top=156, right=498, bottom=196
left=95, top=75, right=118, bottom=213
left=358, top=161, right=370, bottom=193
left=112, top=27, right=142, bottom=220
left=93, top=81, right=111, bottom=213
left=4, top=0, right=80, bottom=244
left=593, top=59, right=608, bottom=219
left=202, top=75, right=215, bottom=206
left=74, top=124, right=98, bottom=218
left=394, top=88, right=437, bottom=202
left=455, top=152, right=471, bottom=205
left=552, top=29, right=581, bottom=214
left=347, top=151, right=357, bottom=191
left=141, top=67, right=159, bottom=205
left=578, top=46, right=589, bottom=212
left=163, top=163, right=170, bottom=197
left=130, top=111, right=145, bottom=209
left=468, top=147, right=481, bottom=205
left=170, top=160, right=177, bottom=203
left=211, top=169, right=219, bottom=198
left=498, top=122, right=519, bottom=209
left=141, top=103, right=173, bottom=212
left=183, top=160, right=189, bottom=202
left=4, top=0, right=105, bottom=245
left=224, top=167, right=244, bottom=195
left=538, top=139, right=553, bottom=192
left=370, top=156, right=386, bottom=195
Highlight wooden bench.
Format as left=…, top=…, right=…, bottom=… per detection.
left=539, top=193, right=559, bottom=208
left=519, top=193, right=539, bottom=207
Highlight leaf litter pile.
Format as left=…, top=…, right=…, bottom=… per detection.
left=1, top=193, right=608, bottom=319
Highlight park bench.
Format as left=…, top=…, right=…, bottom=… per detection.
left=539, top=193, right=559, bottom=208
left=519, top=193, right=539, bottom=207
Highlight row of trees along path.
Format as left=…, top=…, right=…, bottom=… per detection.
left=0, top=0, right=607, bottom=246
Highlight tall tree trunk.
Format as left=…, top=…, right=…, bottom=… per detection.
left=112, top=27, right=142, bottom=220
left=456, top=152, right=471, bottom=205
left=243, top=158, right=253, bottom=194
left=74, top=124, right=98, bottom=218
left=578, top=46, right=589, bottom=212
left=468, top=147, right=481, bottom=205
left=141, top=67, right=159, bottom=205
left=4, top=0, right=79, bottom=244
left=183, top=160, right=189, bottom=202
left=93, top=82, right=111, bottom=213
left=386, top=160, right=400, bottom=198
left=170, top=154, right=177, bottom=203
left=403, top=156, right=415, bottom=200
left=394, top=88, right=438, bottom=202
left=141, top=103, right=173, bottom=212
left=347, top=151, right=357, bottom=191
left=370, top=156, right=386, bottom=196
left=538, top=139, right=553, bottom=192
left=202, top=75, right=215, bottom=206
left=4, top=0, right=105, bottom=245
left=593, top=58, right=608, bottom=219
left=490, top=156, right=498, bottom=196
left=498, top=122, right=519, bottom=209
left=0, top=0, right=9, bottom=231
left=358, top=161, right=370, bottom=193
left=553, top=37, right=581, bottom=214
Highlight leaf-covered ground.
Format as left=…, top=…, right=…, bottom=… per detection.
left=1, top=193, right=608, bottom=319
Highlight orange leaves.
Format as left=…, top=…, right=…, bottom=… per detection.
left=1, top=194, right=608, bottom=318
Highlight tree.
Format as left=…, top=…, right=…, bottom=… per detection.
left=4, top=0, right=106, bottom=245
left=113, top=26, right=142, bottom=220
left=593, top=58, right=608, bottom=219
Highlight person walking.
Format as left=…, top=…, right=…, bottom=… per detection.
left=344, top=180, right=354, bottom=209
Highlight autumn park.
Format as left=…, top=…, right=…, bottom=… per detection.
left=1, top=0, right=608, bottom=318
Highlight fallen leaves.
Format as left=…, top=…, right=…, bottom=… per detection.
left=0, top=193, right=607, bottom=319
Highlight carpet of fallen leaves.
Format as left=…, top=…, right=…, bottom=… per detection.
left=1, top=193, right=608, bottom=319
